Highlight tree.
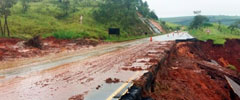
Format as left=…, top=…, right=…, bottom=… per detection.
left=0, top=0, right=4, bottom=35
left=94, top=0, right=139, bottom=27
left=228, top=20, right=240, bottom=34
left=190, top=15, right=209, bottom=29
left=58, top=0, right=70, bottom=17
left=20, top=0, right=31, bottom=13
left=71, top=0, right=81, bottom=12
left=218, top=20, right=222, bottom=31
left=149, top=11, right=158, bottom=20
left=136, top=1, right=158, bottom=19
left=137, top=1, right=150, bottom=17
left=0, top=0, right=17, bottom=37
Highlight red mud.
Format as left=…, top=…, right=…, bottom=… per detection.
left=68, top=94, right=84, bottom=100
left=122, top=67, right=144, bottom=71
left=141, top=42, right=240, bottom=100
left=198, top=39, right=240, bottom=71
left=0, top=37, right=101, bottom=61
left=105, top=78, right=120, bottom=84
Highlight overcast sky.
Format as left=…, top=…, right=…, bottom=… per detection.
left=143, top=0, right=240, bottom=18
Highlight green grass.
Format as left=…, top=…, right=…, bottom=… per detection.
left=189, top=24, right=240, bottom=44
left=0, top=0, right=153, bottom=42
left=166, top=22, right=181, bottom=28
left=160, top=15, right=240, bottom=26
left=227, top=64, right=237, bottom=71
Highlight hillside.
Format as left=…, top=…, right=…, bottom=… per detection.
left=160, top=15, right=240, bottom=26
left=0, top=0, right=159, bottom=41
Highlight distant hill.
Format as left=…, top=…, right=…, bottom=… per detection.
left=160, top=16, right=240, bottom=26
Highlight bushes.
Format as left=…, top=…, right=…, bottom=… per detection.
left=51, top=31, right=91, bottom=39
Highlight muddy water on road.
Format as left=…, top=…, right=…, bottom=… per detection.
left=0, top=38, right=148, bottom=80
left=0, top=38, right=173, bottom=100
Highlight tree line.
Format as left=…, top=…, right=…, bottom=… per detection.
left=0, top=0, right=17, bottom=37
left=228, top=20, right=240, bottom=34
left=93, top=0, right=158, bottom=33
left=189, top=15, right=240, bottom=34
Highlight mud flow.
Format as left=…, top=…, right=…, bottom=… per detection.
left=0, top=37, right=100, bottom=61
left=131, top=40, right=240, bottom=100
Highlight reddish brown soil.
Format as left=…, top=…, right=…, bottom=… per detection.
left=143, top=42, right=240, bottom=100
left=122, top=67, right=144, bottom=71
left=198, top=39, right=240, bottom=71
left=105, top=78, right=120, bottom=84
left=0, top=37, right=101, bottom=61
left=68, top=94, right=84, bottom=100
left=149, top=19, right=166, bottom=33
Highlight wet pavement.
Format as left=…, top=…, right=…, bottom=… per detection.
left=153, top=32, right=194, bottom=41
left=0, top=32, right=194, bottom=100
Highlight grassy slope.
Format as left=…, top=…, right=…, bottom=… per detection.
left=6, top=1, right=108, bottom=40
left=189, top=24, right=240, bottom=44
left=2, top=0, right=152, bottom=41
left=161, top=15, right=240, bottom=26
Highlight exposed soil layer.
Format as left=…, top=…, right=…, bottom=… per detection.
left=198, top=39, right=240, bottom=71
left=0, top=37, right=101, bottom=61
left=142, top=42, right=240, bottom=100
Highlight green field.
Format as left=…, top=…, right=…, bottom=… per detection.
left=189, top=24, right=240, bottom=44
left=160, top=15, right=240, bottom=26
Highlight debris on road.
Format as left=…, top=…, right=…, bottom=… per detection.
left=25, top=35, right=43, bottom=49
left=122, top=67, right=144, bottom=71
left=105, top=78, right=120, bottom=84
left=68, top=94, right=84, bottom=100
left=96, top=85, right=101, bottom=90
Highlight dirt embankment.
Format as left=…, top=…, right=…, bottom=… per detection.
left=149, top=19, right=166, bottom=33
left=0, top=37, right=101, bottom=61
left=136, top=41, right=240, bottom=100
left=198, top=39, right=240, bottom=71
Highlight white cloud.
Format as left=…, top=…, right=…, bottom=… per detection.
left=143, top=0, right=240, bottom=17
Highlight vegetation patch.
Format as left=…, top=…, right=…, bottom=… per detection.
left=227, top=64, right=237, bottom=71
left=0, top=0, right=159, bottom=42
left=188, top=15, right=240, bottom=44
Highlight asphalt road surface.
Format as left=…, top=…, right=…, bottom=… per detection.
left=0, top=32, right=194, bottom=100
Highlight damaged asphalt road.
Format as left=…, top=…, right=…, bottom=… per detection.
left=0, top=33, right=194, bottom=100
